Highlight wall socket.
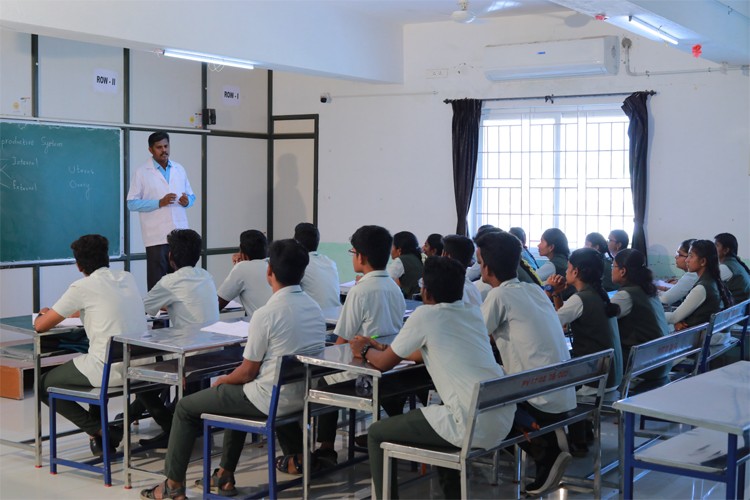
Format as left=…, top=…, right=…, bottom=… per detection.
left=426, top=68, right=449, bottom=78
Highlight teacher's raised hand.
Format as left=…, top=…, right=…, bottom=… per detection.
left=159, top=192, right=177, bottom=207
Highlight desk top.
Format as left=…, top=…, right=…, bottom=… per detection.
left=295, top=335, right=399, bottom=378
left=320, top=299, right=423, bottom=327
left=613, top=361, right=750, bottom=436
left=0, top=315, right=82, bottom=337
left=114, top=321, right=245, bottom=354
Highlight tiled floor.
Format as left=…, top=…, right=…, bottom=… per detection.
left=1, top=389, right=747, bottom=500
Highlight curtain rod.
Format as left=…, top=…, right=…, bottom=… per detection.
left=444, top=90, right=656, bottom=105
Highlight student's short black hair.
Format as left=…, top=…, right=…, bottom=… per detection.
left=148, top=131, right=170, bottom=147
left=167, top=229, right=202, bottom=269
left=423, top=256, right=465, bottom=304
left=424, top=233, right=444, bottom=255
left=475, top=232, right=520, bottom=282
left=609, top=229, right=629, bottom=250
left=508, top=227, right=527, bottom=246
left=294, top=222, right=320, bottom=252
left=350, top=225, right=392, bottom=270
left=473, top=224, right=501, bottom=242
left=239, top=230, right=268, bottom=260
left=70, top=234, right=110, bottom=275
left=442, top=234, right=475, bottom=268
left=393, top=231, right=421, bottom=259
left=268, top=239, right=309, bottom=286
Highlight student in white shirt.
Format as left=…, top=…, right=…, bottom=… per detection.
left=350, top=257, right=515, bottom=500
left=476, top=231, right=575, bottom=495
left=607, top=229, right=629, bottom=258
left=422, top=232, right=443, bottom=259
left=140, top=239, right=326, bottom=500
left=294, top=222, right=341, bottom=308
left=36, top=235, right=147, bottom=457
left=536, top=228, right=570, bottom=282
left=316, top=225, right=406, bottom=466
left=658, top=239, right=699, bottom=305
left=715, top=232, right=750, bottom=303
left=442, top=234, right=483, bottom=307
left=138, top=229, right=220, bottom=448
left=217, top=229, right=272, bottom=315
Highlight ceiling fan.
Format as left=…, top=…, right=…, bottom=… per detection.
left=451, top=0, right=477, bottom=23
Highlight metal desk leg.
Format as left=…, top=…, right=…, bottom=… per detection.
left=622, top=412, right=635, bottom=500
left=370, top=377, right=380, bottom=498
left=123, top=344, right=132, bottom=488
left=726, top=434, right=738, bottom=500
left=303, top=365, right=311, bottom=500
left=34, top=335, right=43, bottom=468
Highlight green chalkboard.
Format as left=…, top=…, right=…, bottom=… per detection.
left=0, top=121, right=121, bottom=263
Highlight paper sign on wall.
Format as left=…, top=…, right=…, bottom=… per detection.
left=93, top=69, right=119, bottom=94
left=222, top=85, right=241, bottom=106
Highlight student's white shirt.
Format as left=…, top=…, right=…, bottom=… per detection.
left=126, top=159, right=193, bottom=247
left=144, top=266, right=219, bottom=329
left=333, top=270, right=405, bottom=340
left=664, top=285, right=706, bottom=325
left=610, top=290, right=633, bottom=317
left=555, top=294, right=585, bottom=326
left=536, top=261, right=556, bottom=281
left=659, top=272, right=698, bottom=305
left=719, top=264, right=733, bottom=281
left=390, top=301, right=515, bottom=449
left=475, top=280, right=492, bottom=302
left=463, top=276, right=484, bottom=307
left=386, top=257, right=405, bottom=280
left=482, top=279, right=576, bottom=414
left=301, top=252, right=341, bottom=309
left=466, top=262, right=482, bottom=282
left=51, top=268, right=147, bottom=387
left=217, top=259, right=272, bottom=316
left=242, top=286, right=325, bottom=415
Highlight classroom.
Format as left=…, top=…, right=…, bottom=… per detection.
left=0, top=0, right=748, bottom=499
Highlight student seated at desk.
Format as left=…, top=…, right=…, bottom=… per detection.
left=140, top=239, right=326, bottom=500
left=314, top=225, right=406, bottom=467
left=665, top=240, right=733, bottom=333
left=509, top=226, right=539, bottom=270
left=387, top=231, right=423, bottom=299
left=217, top=229, right=272, bottom=315
left=715, top=232, right=750, bottom=303
left=135, top=229, right=220, bottom=449
left=476, top=231, right=576, bottom=494
left=659, top=238, right=699, bottom=306
left=294, top=222, right=341, bottom=308
left=350, top=257, right=515, bottom=500
left=610, top=249, right=670, bottom=388
left=536, top=228, right=570, bottom=283
left=585, top=232, right=618, bottom=292
left=35, top=234, right=147, bottom=457
left=442, top=234, right=483, bottom=307
left=422, top=232, right=443, bottom=259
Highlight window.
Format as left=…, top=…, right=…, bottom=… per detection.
left=470, top=104, right=634, bottom=250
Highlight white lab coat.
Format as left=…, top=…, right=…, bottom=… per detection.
left=127, top=160, right=194, bottom=247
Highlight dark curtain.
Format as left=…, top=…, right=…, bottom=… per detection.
left=450, top=99, right=483, bottom=236
left=621, top=92, right=651, bottom=258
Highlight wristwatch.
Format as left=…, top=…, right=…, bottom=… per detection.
left=360, top=344, right=371, bottom=360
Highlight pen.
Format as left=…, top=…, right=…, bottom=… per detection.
left=370, top=335, right=379, bottom=340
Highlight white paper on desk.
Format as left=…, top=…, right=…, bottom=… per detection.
left=31, top=313, right=83, bottom=328
left=339, top=280, right=356, bottom=294
left=225, top=299, right=243, bottom=310
left=201, top=320, right=249, bottom=337
left=654, top=280, right=674, bottom=290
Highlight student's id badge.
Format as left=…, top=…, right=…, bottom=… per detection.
left=426, top=390, right=442, bottom=406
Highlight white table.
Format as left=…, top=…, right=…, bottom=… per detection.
left=614, top=361, right=750, bottom=499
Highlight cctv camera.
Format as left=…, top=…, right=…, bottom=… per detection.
left=320, top=93, right=332, bottom=104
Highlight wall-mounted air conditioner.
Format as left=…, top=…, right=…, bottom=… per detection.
left=483, top=36, right=620, bottom=81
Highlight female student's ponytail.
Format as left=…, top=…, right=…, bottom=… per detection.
left=393, top=231, right=422, bottom=259
left=569, top=248, right=620, bottom=318
left=519, top=257, right=543, bottom=286
left=690, top=240, right=734, bottom=309
left=715, top=232, right=750, bottom=276
left=615, top=249, right=657, bottom=297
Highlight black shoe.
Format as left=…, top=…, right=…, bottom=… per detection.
left=524, top=451, right=572, bottom=495
left=139, top=431, right=170, bottom=450
left=89, top=435, right=117, bottom=457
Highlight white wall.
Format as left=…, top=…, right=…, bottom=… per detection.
left=273, top=12, right=750, bottom=277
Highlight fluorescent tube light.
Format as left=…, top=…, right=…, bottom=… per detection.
left=163, top=49, right=255, bottom=70
left=628, top=16, right=678, bottom=45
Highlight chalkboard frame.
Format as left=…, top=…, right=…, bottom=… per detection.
left=0, top=119, right=123, bottom=265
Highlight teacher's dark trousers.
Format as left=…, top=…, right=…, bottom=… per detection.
left=146, top=243, right=172, bottom=291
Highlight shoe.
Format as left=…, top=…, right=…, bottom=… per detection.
left=524, top=451, right=572, bottom=495
left=90, top=435, right=117, bottom=457
left=354, top=434, right=368, bottom=447
left=139, top=431, right=170, bottom=450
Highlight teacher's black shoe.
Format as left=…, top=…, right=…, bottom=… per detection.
left=139, top=431, right=170, bottom=450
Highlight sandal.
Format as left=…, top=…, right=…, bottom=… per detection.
left=275, top=454, right=303, bottom=475
left=194, top=468, right=238, bottom=497
left=140, top=480, right=187, bottom=500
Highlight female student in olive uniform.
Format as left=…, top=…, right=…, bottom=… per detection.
left=715, top=232, right=750, bottom=303
left=387, top=230, right=424, bottom=298
left=610, top=249, right=670, bottom=387
left=585, top=232, right=617, bottom=292
left=659, top=239, right=698, bottom=306
left=536, top=228, right=570, bottom=282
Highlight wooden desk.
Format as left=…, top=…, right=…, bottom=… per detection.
left=115, top=321, right=246, bottom=487
left=0, top=315, right=84, bottom=467
left=614, top=361, right=750, bottom=499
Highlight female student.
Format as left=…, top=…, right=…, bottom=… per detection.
left=422, top=233, right=443, bottom=259
left=659, top=239, right=698, bottom=306
left=387, top=231, right=424, bottom=298
left=547, top=248, right=622, bottom=454
left=585, top=232, right=617, bottom=292
left=536, top=228, right=570, bottom=282
left=665, top=240, right=733, bottom=331
left=610, top=249, right=670, bottom=386
left=715, top=232, right=750, bottom=302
